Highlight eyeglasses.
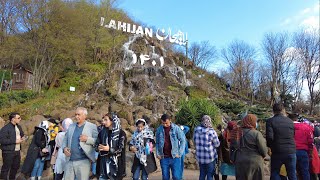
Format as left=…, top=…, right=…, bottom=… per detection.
left=16, top=116, right=21, bottom=119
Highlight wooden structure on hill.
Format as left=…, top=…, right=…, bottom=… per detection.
left=11, top=64, right=33, bottom=90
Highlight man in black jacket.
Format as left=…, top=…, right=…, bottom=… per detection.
left=266, top=103, right=297, bottom=180
left=0, top=112, right=26, bottom=180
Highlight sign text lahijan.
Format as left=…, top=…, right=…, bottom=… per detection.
left=100, top=17, right=188, bottom=46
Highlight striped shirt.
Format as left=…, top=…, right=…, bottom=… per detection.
left=193, top=126, right=220, bottom=164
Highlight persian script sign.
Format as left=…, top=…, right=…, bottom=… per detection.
left=100, top=18, right=188, bottom=46
left=131, top=53, right=164, bottom=67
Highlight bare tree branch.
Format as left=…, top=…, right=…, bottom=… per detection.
left=188, top=40, right=217, bottom=70
left=293, top=29, right=320, bottom=115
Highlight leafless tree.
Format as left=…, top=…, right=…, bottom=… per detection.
left=262, top=32, right=294, bottom=105
left=221, top=40, right=256, bottom=94
left=291, top=55, right=304, bottom=102
left=293, top=29, right=320, bottom=115
left=188, top=40, right=217, bottom=70
left=254, top=64, right=271, bottom=101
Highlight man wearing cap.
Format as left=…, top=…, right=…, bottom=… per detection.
left=156, top=114, right=186, bottom=180
left=62, top=107, right=98, bottom=180
left=0, top=112, right=26, bottom=180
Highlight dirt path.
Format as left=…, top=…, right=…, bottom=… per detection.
left=15, top=168, right=269, bottom=180
left=124, top=169, right=270, bottom=180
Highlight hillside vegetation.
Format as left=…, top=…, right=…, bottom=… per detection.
left=0, top=0, right=318, bottom=131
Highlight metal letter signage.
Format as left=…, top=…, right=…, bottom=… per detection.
left=100, top=17, right=188, bottom=46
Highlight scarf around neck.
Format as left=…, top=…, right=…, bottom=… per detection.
left=130, top=124, right=154, bottom=166
left=104, top=114, right=122, bottom=178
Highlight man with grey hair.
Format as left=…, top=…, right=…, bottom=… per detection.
left=62, top=107, right=98, bottom=180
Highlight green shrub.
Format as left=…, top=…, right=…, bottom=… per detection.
left=0, top=93, right=9, bottom=107
left=214, top=99, right=245, bottom=115
left=10, top=90, right=37, bottom=103
left=81, top=63, right=106, bottom=74
left=0, top=70, right=12, bottom=80
left=184, top=86, right=208, bottom=99
left=248, top=105, right=271, bottom=120
left=0, top=90, right=37, bottom=108
left=175, top=98, right=220, bottom=137
left=168, top=86, right=180, bottom=92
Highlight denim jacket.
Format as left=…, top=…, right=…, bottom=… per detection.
left=156, top=123, right=186, bottom=158
left=181, top=125, right=190, bottom=155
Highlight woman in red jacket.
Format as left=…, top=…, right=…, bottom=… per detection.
left=288, top=113, right=313, bottom=180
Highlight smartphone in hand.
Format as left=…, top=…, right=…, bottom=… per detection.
left=23, top=136, right=29, bottom=141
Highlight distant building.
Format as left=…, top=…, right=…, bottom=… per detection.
left=11, top=64, right=33, bottom=90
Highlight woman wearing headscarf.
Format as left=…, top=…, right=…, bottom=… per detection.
left=219, top=121, right=237, bottom=180
left=230, top=114, right=268, bottom=180
left=21, top=120, right=50, bottom=180
left=53, top=118, right=73, bottom=180
left=129, top=119, right=157, bottom=180
left=194, top=115, right=220, bottom=180
left=95, top=113, right=127, bottom=180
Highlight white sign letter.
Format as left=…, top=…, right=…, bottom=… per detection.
left=140, top=54, right=150, bottom=65
left=118, top=21, right=126, bottom=32
left=108, top=19, right=116, bottom=29
left=100, top=17, right=105, bottom=27
left=136, top=26, right=144, bottom=36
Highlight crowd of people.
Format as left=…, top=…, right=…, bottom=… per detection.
left=0, top=103, right=319, bottom=180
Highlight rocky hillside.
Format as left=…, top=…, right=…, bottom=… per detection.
left=0, top=34, right=265, bottom=129
left=0, top=34, right=274, bottom=179
left=75, top=35, right=228, bottom=126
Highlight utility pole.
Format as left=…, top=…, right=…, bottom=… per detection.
left=185, top=40, right=188, bottom=65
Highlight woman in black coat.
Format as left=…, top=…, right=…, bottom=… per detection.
left=95, top=114, right=127, bottom=180
left=129, top=119, right=157, bottom=180
left=21, top=121, right=50, bottom=179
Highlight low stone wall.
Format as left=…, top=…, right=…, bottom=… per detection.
left=184, top=149, right=199, bottom=170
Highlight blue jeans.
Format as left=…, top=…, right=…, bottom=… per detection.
left=271, top=153, right=297, bottom=180
left=133, top=164, right=148, bottom=180
left=160, top=157, right=182, bottom=180
left=180, top=154, right=185, bottom=179
left=296, top=150, right=310, bottom=180
left=199, top=160, right=215, bottom=180
left=31, top=158, right=45, bottom=177
left=91, top=162, right=96, bottom=175
left=92, top=152, right=98, bottom=175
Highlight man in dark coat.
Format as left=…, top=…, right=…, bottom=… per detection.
left=266, top=103, right=297, bottom=180
left=0, top=112, right=26, bottom=180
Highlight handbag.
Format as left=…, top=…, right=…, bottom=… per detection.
left=40, top=151, right=49, bottom=157
left=50, top=145, right=58, bottom=165
left=229, top=129, right=250, bottom=163
left=230, top=146, right=239, bottom=163
left=50, top=153, right=57, bottom=165
left=40, top=147, right=49, bottom=157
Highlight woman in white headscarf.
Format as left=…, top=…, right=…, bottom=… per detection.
left=53, top=118, right=73, bottom=180
left=129, top=119, right=157, bottom=180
